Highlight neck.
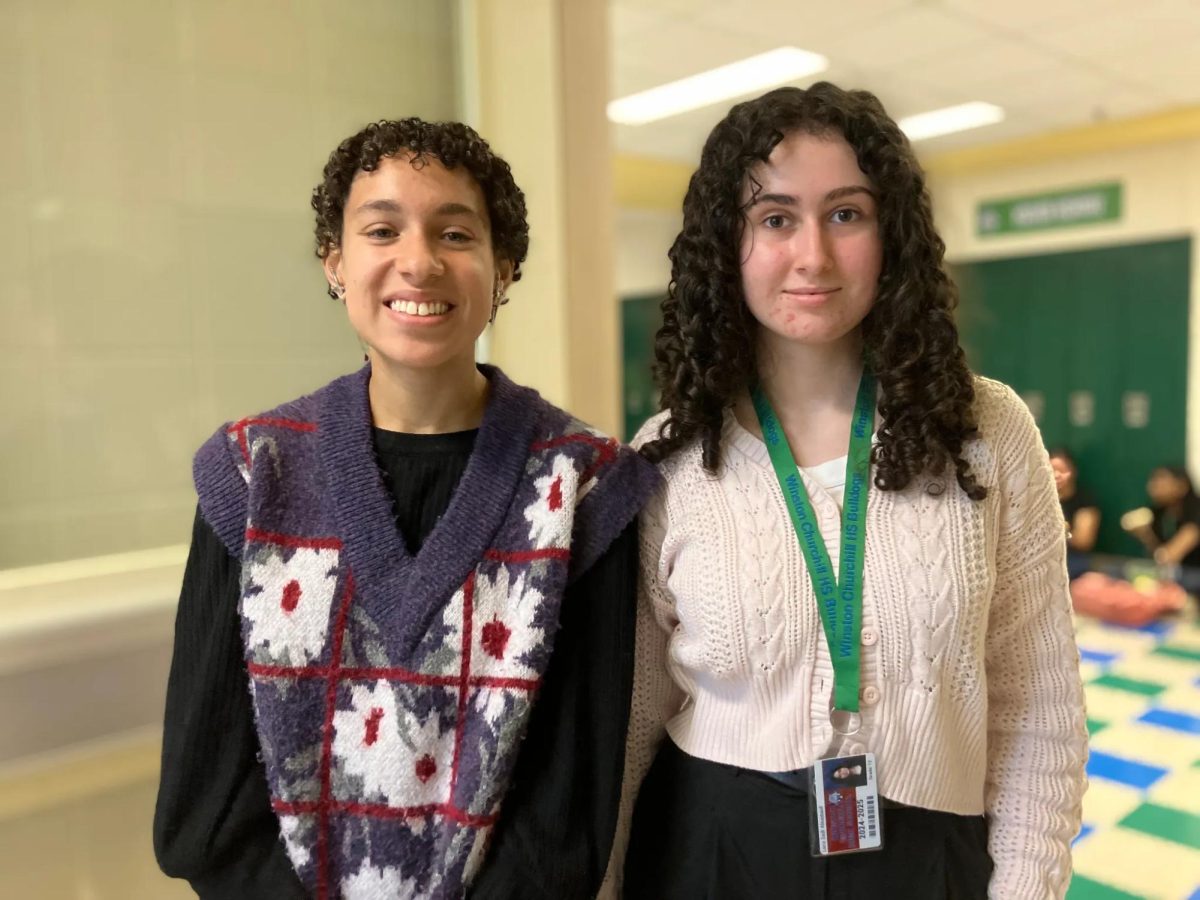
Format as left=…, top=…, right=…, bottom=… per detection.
left=734, top=329, right=869, bottom=467
left=757, top=329, right=865, bottom=416
left=366, top=355, right=489, bottom=433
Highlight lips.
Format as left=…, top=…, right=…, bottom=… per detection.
left=784, top=287, right=840, bottom=296
left=781, top=287, right=841, bottom=307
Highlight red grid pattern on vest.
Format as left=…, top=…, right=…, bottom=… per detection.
left=246, top=528, right=569, bottom=900
left=531, top=433, right=618, bottom=485
left=227, top=416, right=317, bottom=468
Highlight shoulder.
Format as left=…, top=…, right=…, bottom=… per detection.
left=226, top=370, right=361, bottom=439
left=525, top=393, right=658, bottom=500
left=199, top=367, right=357, bottom=453
left=192, top=369, right=361, bottom=553
left=970, top=375, right=1032, bottom=428
left=196, top=368, right=360, bottom=464
left=627, top=410, right=735, bottom=536
left=631, top=410, right=672, bottom=452
left=968, top=375, right=1044, bottom=452
left=629, top=409, right=709, bottom=483
left=967, top=374, right=1052, bottom=492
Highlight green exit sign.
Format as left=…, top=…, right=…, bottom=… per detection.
left=977, top=182, right=1122, bottom=236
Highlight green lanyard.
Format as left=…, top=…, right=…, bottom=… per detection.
left=751, top=371, right=875, bottom=714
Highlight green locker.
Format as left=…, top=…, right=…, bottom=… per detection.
left=953, top=238, right=1191, bottom=556
left=621, top=293, right=666, bottom=441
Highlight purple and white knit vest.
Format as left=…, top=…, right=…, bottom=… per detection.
left=194, top=364, right=657, bottom=900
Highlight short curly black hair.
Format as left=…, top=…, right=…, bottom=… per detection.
left=642, top=82, right=986, bottom=501
left=311, top=118, right=529, bottom=281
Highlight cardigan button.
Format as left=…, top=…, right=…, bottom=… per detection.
left=860, top=686, right=880, bottom=706
left=860, top=627, right=878, bottom=646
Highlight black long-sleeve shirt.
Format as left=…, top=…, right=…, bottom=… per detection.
left=154, top=428, right=637, bottom=898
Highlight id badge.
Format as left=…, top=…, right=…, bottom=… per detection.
left=809, top=752, right=883, bottom=856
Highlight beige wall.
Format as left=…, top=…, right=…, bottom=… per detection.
left=0, top=0, right=459, bottom=568
left=465, top=0, right=620, bottom=435
left=617, top=208, right=679, bottom=297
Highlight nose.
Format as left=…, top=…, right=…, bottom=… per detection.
left=791, top=220, right=832, bottom=275
left=395, top=231, right=444, bottom=282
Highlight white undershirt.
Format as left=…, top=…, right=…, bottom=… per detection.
left=801, top=455, right=847, bottom=509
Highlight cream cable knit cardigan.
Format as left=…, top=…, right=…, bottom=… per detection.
left=606, top=376, right=1088, bottom=899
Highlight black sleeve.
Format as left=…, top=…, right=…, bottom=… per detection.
left=469, top=520, right=639, bottom=900
left=1183, top=493, right=1200, bottom=526
left=1074, top=487, right=1100, bottom=513
left=153, top=508, right=309, bottom=899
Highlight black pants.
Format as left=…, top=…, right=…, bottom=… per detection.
left=625, top=740, right=992, bottom=900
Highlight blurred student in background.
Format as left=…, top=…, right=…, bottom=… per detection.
left=1050, top=448, right=1100, bottom=579
left=1123, top=465, right=1200, bottom=569
left=1073, top=465, right=1195, bottom=625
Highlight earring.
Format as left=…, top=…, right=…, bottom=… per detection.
left=489, top=282, right=507, bottom=324
left=327, top=279, right=345, bottom=301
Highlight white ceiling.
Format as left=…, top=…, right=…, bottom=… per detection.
left=609, top=0, right=1200, bottom=162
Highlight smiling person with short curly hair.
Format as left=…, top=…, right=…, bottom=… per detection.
left=154, top=118, right=658, bottom=900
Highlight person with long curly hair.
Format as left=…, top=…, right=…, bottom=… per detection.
left=153, top=118, right=657, bottom=899
left=611, top=84, right=1087, bottom=899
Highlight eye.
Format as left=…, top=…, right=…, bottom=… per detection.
left=443, top=229, right=473, bottom=244
left=830, top=208, right=860, bottom=224
left=365, top=226, right=396, bottom=239
left=763, top=214, right=789, bottom=229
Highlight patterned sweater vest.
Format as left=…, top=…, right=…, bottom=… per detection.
left=193, top=364, right=657, bottom=900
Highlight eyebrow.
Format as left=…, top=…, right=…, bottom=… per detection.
left=826, top=185, right=876, bottom=202
left=352, top=199, right=483, bottom=219
left=434, top=202, right=482, bottom=219
left=747, top=185, right=876, bottom=209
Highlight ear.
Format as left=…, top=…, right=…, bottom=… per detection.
left=494, top=258, right=515, bottom=293
left=323, top=249, right=344, bottom=296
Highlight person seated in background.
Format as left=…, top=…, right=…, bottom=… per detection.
left=1122, top=465, right=1200, bottom=570
left=1049, top=448, right=1100, bottom=580
left=1072, top=464, right=1196, bottom=625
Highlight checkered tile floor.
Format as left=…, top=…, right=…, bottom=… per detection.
left=1068, top=605, right=1200, bottom=900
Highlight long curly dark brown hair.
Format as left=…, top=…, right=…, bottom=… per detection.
left=311, top=118, right=529, bottom=286
left=641, top=82, right=986, bottom=500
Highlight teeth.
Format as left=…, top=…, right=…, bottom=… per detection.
left=387, top=300, right=449, bottom=316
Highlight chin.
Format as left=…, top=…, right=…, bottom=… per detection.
left=769, top=326, right=853, bottom=347
left=369, top=344, right=474, bottom=372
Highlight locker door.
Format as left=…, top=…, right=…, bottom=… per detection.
left=954, top=237, right=1190, bottom=556
left=621, top=293, right=666, bottom=441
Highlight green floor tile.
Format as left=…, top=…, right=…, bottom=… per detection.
left=1118, top=802, right=1200, bottom=850
left=1089, top=673, right=1168, bottom=696
left=1152, top=643, right=1200, bottom=663
left=1065, top=875, right=1143, bottom=900
left=1086, top=718, right=1110, bottom=736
